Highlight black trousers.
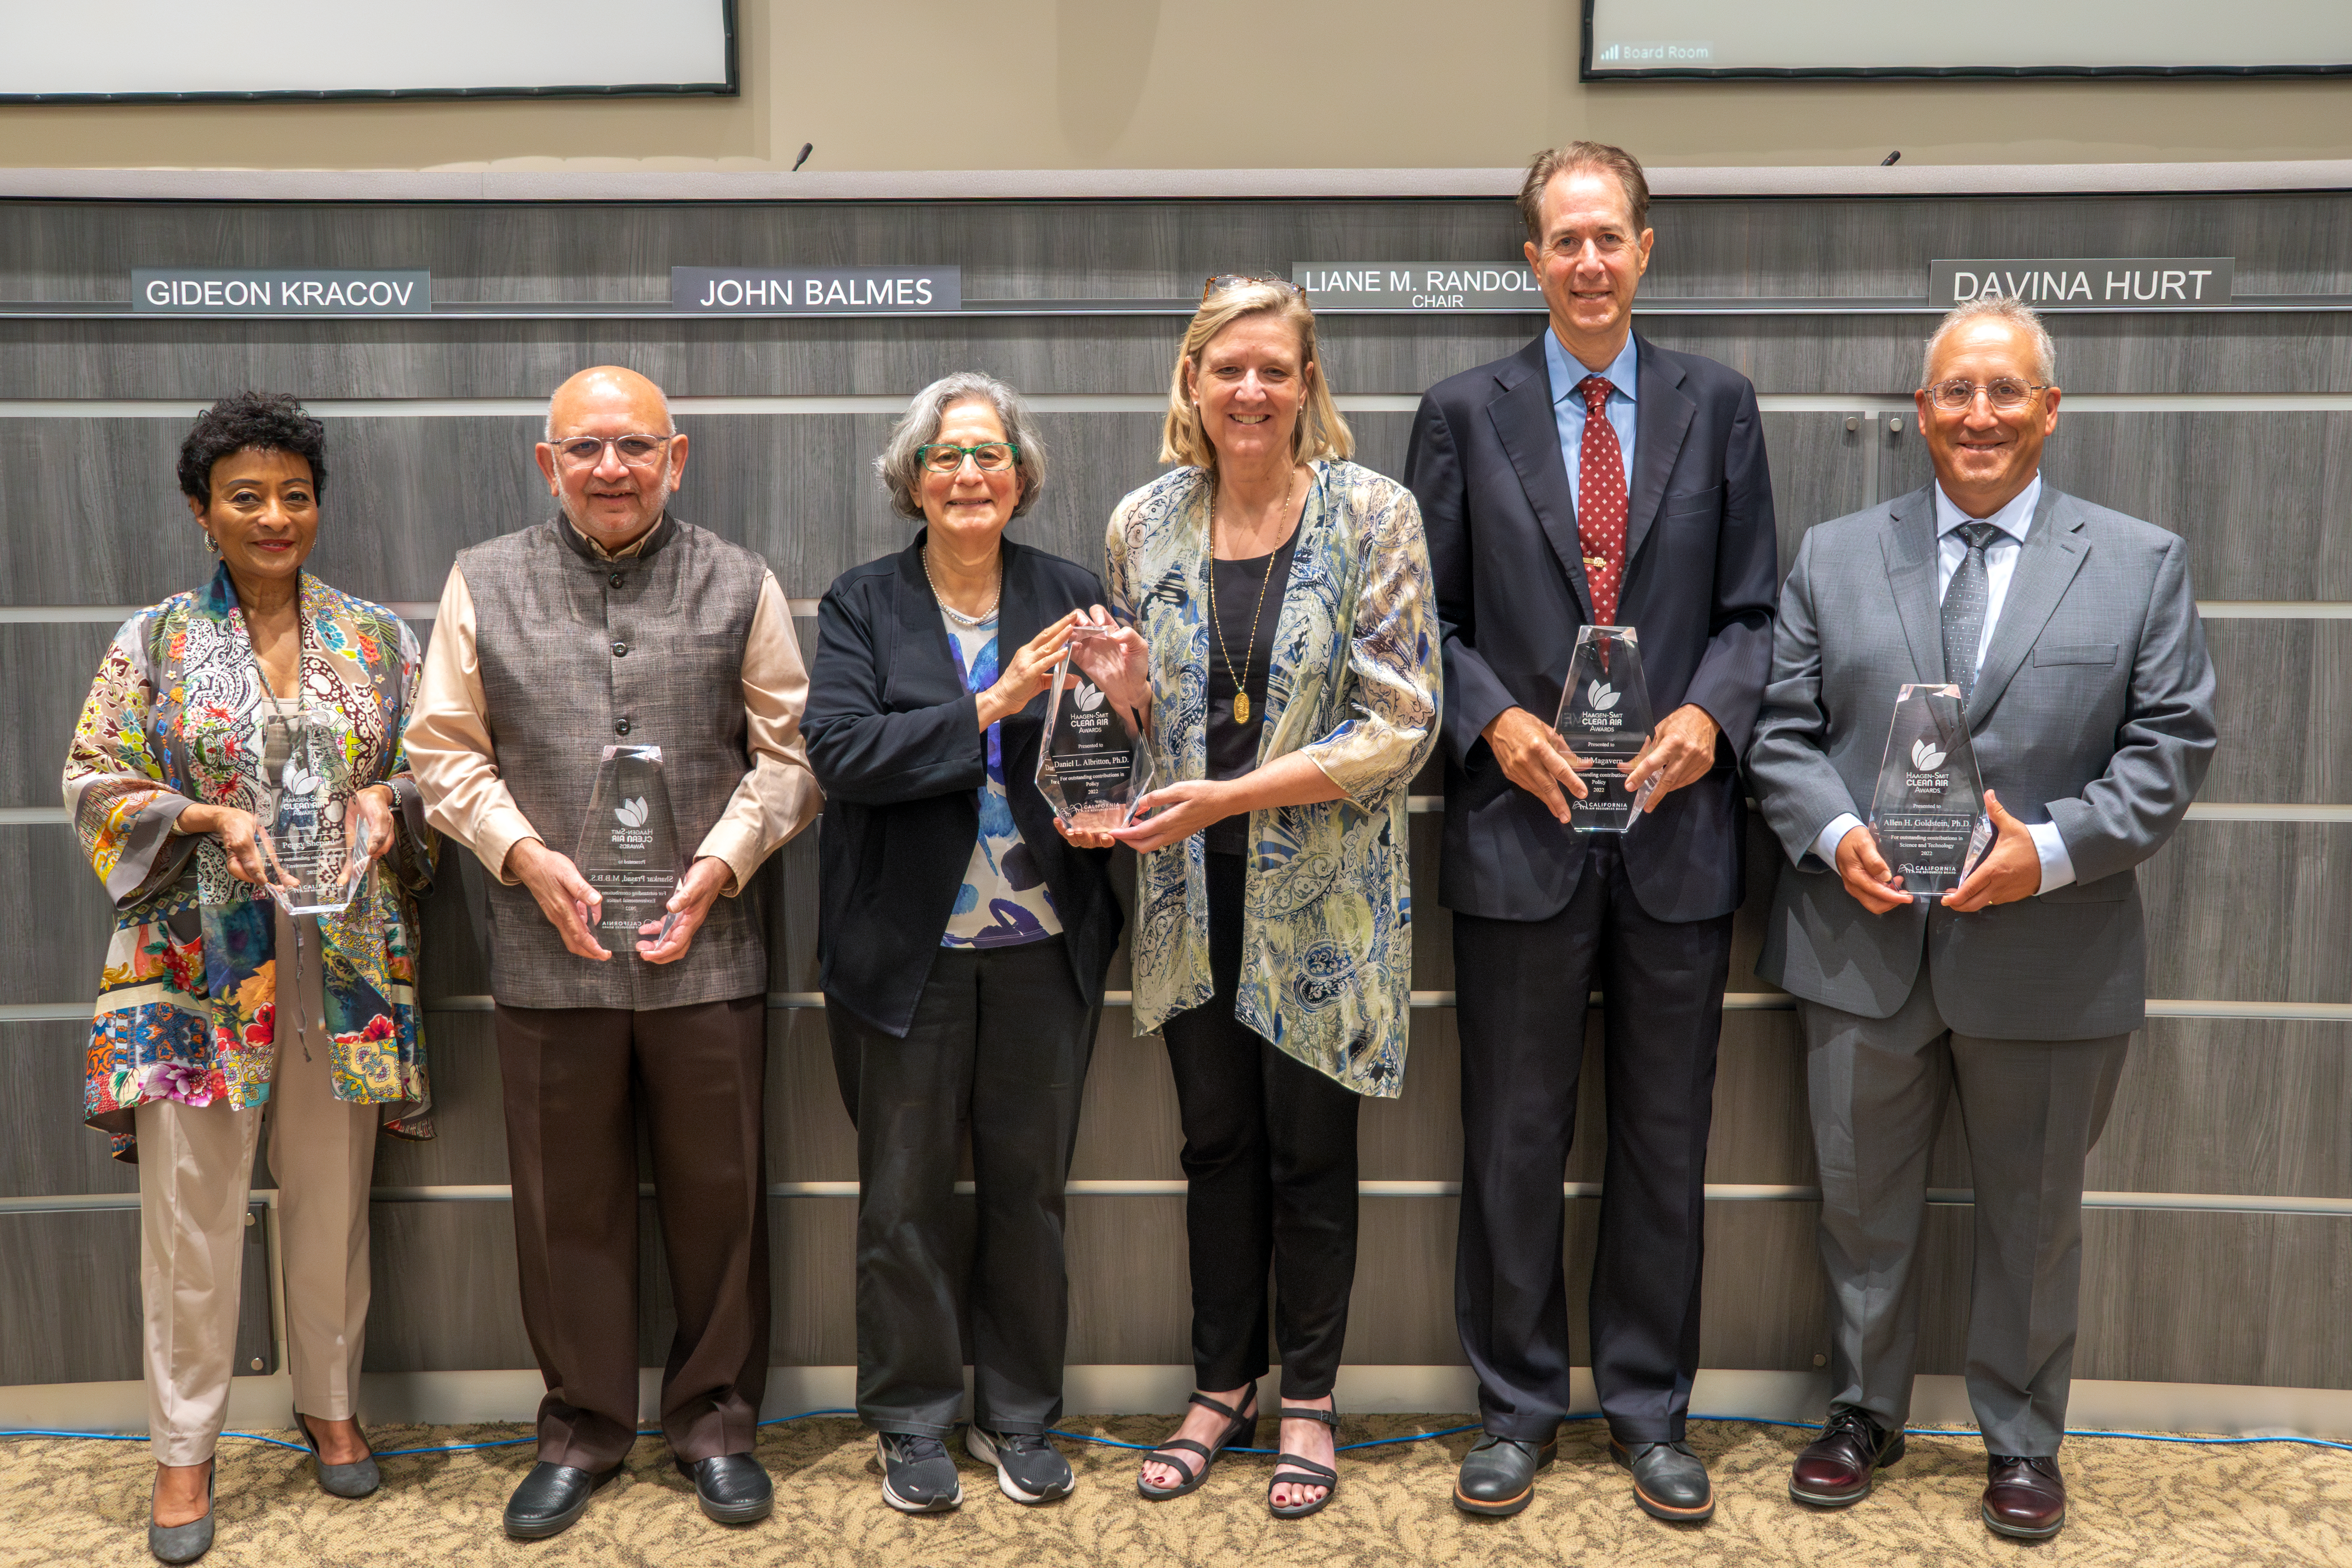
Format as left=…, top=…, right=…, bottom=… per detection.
left=1453, top=836, right=1733, bottom=1445
left=1163, top=852, right=1363, bottom=1400
left=828, top=935, right=1097, bottom=1437
left=496, top=996, right=770, bottom=1470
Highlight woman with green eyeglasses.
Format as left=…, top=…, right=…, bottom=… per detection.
left=804, top=372, right=1123, bottom=1513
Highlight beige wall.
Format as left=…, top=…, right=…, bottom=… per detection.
left=0, top=0, right=2345, bottom=172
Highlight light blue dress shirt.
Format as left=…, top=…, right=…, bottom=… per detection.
left=1544, top=328, right=1638, bottom=511
left=1810, top=474, right=2077, bottom=894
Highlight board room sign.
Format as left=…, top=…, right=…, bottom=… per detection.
left=133, top=269, right=431, bottom=314
left=671, top=266, right=962, bottom=314
left=1930, top=258, right=2235, bottom=309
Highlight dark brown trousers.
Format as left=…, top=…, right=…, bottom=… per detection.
left=495, top=995, right=770, bottom=1470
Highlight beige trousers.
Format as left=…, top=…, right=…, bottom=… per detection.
left=135, top=910, right=377, bottom=1465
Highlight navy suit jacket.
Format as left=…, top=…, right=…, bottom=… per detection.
left=1405, top=330, right=1778, bottom=923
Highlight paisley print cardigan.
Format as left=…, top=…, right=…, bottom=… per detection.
left=1106, top=460, right=1440, bottom=1096
left=65, top=565, right=436, bottom=1159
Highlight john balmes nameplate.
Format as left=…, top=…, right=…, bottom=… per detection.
left=133, top=269, right=430, bottom=315
left=671, top=266, right=962, bottom=314
left=1867, top=683, right=1993, bottom=902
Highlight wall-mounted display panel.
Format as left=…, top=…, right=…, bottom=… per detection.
left=1582, top=0, right=2352, bottom=78
left=0, top=0, right=736, bottom=103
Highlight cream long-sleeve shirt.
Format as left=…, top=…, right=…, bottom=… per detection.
left=405, top=557, right=820, bottom=896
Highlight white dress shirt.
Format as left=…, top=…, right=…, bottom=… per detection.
left=1809, top=474, right=2078, bottom=894
left=1544, top=328, right=1638, bottom=511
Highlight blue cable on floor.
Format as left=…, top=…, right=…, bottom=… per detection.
left=7, top=1410, right=2352, bottom=1459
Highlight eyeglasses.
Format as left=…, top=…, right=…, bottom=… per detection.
left=916, top=441, right=1020, bottom=474
left=1921, top=379, right=2049, bottom=413
left=1202, top=274, right=1304, bottom=302
left=1542, top=233, right=1632, bottom=259
left=548, top=433, right=678, bottom=468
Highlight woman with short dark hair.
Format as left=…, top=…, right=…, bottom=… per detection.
left=806, top=371, right=1122, bottom=1514
left=66, top=393, right=436, bottom=1562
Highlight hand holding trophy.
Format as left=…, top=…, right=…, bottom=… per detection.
left=1550, top=625, right=1661, bottom=833
left=1866, top=684, right=1994, bottom=901
left=1038, top=618, right=1155, bottom=846
left=574, top=744, right=688, bottom=953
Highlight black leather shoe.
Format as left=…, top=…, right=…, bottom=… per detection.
left=1453, top=1433, right=1557, bottom=1517
left=1612, top=1438, right=1714, bottom=1523
left=503, top=1461, right=622, bottom=1539
left=678, top=1452, right=772, bottom=1525
left=1790, top=1407, right=1905, bottom=1507
left=1982, top=1453, right=2066, bottom=1539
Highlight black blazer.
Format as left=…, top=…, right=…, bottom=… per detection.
left=1405, top=331, right=1779, bottom=924
left=805, top=532, right=1122, bottom=1036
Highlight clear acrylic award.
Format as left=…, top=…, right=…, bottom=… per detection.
left=575, top=744, right=687, bottom=949
left=258, top=707, right=366, bottom=917
left=1867, top=683, right=1994, bottom=902
left=1035, top=637, right=1155, bottom=831
left=1551, top=624, right=1659, bottom=833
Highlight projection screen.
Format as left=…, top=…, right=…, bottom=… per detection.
left=0, top=0, right=736, bottom=101
left=1583, top=0, right=2352, bottom=78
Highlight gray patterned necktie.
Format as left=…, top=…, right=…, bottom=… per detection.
left=1940, top=521, right=2004, bottom=702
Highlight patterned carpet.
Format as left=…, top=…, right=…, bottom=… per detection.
left=2, top=1414, right=2347, bottom=1567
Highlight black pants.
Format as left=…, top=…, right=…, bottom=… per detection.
left=496, top=996, right=770, bottom=1470
left=1453, top=836, right=1733, bottom=1445
left=1162, top=852, right=1363, bottom=1400
left=828, top=935, right=1096, bottom=1437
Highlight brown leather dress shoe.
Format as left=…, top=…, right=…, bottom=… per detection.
left=1982, top=1454, right=2067, bottom=1539
left=1790, top=1407, right=1905, bottom=1507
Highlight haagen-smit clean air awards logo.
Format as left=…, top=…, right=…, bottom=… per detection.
left=1910, top=738, right=1946, bottom=774
left=1587, top=678, right=1620, bottom=713
left=614, top=796, right=649, bottom=829
left=1073, top=681, right=1106, bottom=713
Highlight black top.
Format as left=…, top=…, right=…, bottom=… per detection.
left=1203, top=533, right=1297, bottom=855
left=804, top=532, right=1123, bottom=1037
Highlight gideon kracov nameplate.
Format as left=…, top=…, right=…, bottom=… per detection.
left=671, top=266, right=961, bottom=314
left=1551, top=625, right=1659, bottom=834
left=1867, top=683, right=1993, bottom=901
left=134, top=269, right=430, bottom=315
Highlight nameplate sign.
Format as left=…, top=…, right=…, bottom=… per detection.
left=133, top=269, right=430, bottom=315
left=1931, top=258, right=2235, bottom=309
left=671, top=266, right=961, bottom=314
left=1293, top=263, right=1545, bottom=312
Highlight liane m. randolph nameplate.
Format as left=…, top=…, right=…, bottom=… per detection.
left=1035, top=637, right=1153, bottom=831
left=1867, top=683, right=1993, bottom=902
left=575, top=744, right=686, bottom=950
left=1551, top=624, right=1659, bottom=834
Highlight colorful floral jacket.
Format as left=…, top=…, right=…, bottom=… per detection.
left=1106, top=460, right=1441, bottom=1096
left=65, top=565, right=436, bottom=1159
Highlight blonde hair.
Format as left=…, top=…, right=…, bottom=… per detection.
left=1159, top=281, right=1353, bottom=469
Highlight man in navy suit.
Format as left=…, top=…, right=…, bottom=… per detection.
left=1405, top=141, right=1778, bottom=1524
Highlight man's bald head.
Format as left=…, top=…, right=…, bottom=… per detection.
left=545, top=366, right=674, bottom=442
left=534, top=365, right=688, bottom=549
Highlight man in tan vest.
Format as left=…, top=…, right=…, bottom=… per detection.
left=408, top=366, right=820, bottom=1538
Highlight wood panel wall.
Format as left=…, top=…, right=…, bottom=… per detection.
left=3, top=189, right=2346, bottom=1393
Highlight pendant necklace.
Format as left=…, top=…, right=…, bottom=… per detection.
left=1208, top=465, right=1297, bottom=726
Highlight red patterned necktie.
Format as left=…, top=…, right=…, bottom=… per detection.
left=1575, top=374, right=1627, bottom=627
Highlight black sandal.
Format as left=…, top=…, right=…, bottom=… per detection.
left=1268, top=1404, right=1341, bottom=1520
left=1137, top=1390, right=1259, bottom=1500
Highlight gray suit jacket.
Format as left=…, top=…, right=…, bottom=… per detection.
left=1746, top=482, right=2216, bottom=1039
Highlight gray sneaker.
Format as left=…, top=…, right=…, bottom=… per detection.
left=967, top=1426, right=1074, bottom=1504
left=877, top=1432, right=962, bottom=1514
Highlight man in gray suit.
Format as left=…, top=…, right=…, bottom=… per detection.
left=1747, top=297, right=2215, bottom=1541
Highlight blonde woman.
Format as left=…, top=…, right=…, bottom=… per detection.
left=1078, top=278, right=1439, bottom=1518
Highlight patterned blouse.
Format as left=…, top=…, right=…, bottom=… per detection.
left=1106, top=460, right=1441, bottom=1096
left=940, top=611, right=1063, bottom=947
left=65, top=565, right=436, bottom=1159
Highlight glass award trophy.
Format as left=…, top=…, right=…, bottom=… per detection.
left=575, top=744, right=687, bottom=949
left=257, top=707, right=366, bottom=917
left=1035, top=637, right=1154, bottom=831
left=1867, top=683, right=1994, bottom=901
left=1551, top=625, right=1658, bottom=833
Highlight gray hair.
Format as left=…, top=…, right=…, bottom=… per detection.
left=1922, top=296, right=2058, bottom=388
left=874, top=371, right=1048, bottom=520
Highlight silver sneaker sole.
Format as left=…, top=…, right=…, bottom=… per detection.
left=965, top=1426, right=1074, bottom=1505
left=877, top=1437, right=962, bottom=1514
